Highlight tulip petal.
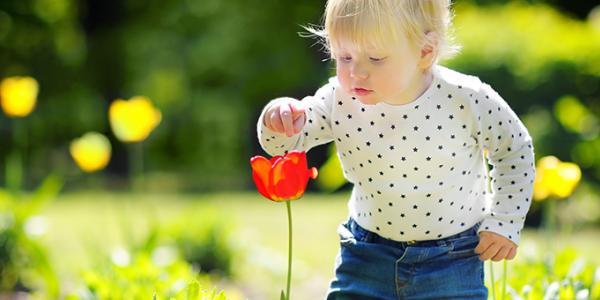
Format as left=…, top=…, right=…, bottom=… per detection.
left=251, top=156, right=274, bottom=200
left=70, top=132, right=112, bottom=173
left=271, top=155, right=283, bottom=164
left=109, top=96, right=161, bottom=142
left=285, top=151, right=305, bottom=165
left=553, top=162, right=581, bottom=198
left=271, top=157, right=304, bottom=200
left=285, top=150, right=311, bottom=184
left=249, top=151, right=317, bottom=202
left=0, top=76, right=38, bottom=117
left=534, top=156, right=582, bottom=200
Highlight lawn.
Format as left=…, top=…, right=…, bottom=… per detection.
left=40, top=192, right=600, bottom=299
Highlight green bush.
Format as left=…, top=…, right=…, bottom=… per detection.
left=73, top=250, right=231, bottom=300
left=0, top=175, right=62, bottom=297
left=140, top=208, right=237, bottom=277
left=496, top=247, right=600, bottom=299
left=451, top=2, right=600, bottom=83
left=2, top=1, right=599, bottom=196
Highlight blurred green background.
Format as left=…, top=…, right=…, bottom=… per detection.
left=0, top=0, right=599, bottom=193
left=1, top=0, right=600, bottom=299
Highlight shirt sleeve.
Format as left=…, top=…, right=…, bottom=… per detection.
left=257, top=79, right=336, bottom=156
left=472, top=83, right=536, bottom=246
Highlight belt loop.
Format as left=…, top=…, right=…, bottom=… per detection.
left=474, top=221, right=482, bottom=232
left=363, top=231, right=373, bottom=243
left=437, top=239, right=448, bottom=248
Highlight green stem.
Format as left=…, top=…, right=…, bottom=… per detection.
left=502, top=260, right=507, bottom=300
left=286, top=200, right=293, bottom=300
left=489, top=261, right=496, bottom=300
left=484, top=151, right=496, bottom=300
left=561, top=199, right=572, bottom=236
left=6, top=151, right=22, bottom=196
left=7, top=119, right=27, bottom=196
left=128, top=142, right=145, bottom=192
left=543, top=199, right=557, bottom=252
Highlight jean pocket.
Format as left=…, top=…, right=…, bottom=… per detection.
left=337, top=221, right=356, bottom=246
left=447, top=234, right=480, bottom=259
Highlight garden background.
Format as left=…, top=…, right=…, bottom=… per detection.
left=1, top=0, right=600, bottom=299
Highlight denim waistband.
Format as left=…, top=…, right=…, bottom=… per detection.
left=347, top=217, right=482, bottom=248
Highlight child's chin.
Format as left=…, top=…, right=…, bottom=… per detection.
left=357, top=98, right=380, bottom=105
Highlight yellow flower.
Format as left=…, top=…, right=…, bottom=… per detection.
left=533, top=156, right=582, bottom=201
left=109, top=96, right=161, bottom=143
left=70, top=132, right=112, bottom=173
left=0, top=76, right=39, bottom=117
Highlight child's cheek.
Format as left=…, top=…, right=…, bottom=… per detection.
left=336, top=68, right=352, bottom=93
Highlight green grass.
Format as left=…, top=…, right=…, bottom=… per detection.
left=39, top=191, right=600, bottom=299
left=40, top=192, right=348, bottom=299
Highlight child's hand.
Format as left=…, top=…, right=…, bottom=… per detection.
left=474, top=231, right=518, bottom=261
left=263, top=97, right=306, bottom=137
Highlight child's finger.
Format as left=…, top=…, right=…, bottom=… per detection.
left=491, top=246, right=510, bottom=261
left=269, top=107, right=285, bottom=133
left=279, top=103, right=294, bottom=137
left=263, top=109, right=273, bottom=129
left=474, top=237, right=492, bottom=255
left=290, top=100, right=306, bottom=119
left=293, top=112, right=305, bottom=134
left=479, top=243, right=501, bottom=261
left=506, top=247, right=517, bottom=260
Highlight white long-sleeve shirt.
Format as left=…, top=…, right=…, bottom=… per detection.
left=257, top=65, right=535, bottom=245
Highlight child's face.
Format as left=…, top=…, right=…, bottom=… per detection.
left=333, top=37, right=428, bottom=106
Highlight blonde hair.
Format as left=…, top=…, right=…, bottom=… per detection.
left=302, top=0, right=460, bottom=62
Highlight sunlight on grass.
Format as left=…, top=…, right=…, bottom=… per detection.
left=39, top=192, right=600, bottom=299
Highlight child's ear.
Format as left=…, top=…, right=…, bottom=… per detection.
left=419, top=31, right=438, bottom=69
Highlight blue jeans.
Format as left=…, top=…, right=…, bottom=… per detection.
left=326, top=217, right=487, bottom=300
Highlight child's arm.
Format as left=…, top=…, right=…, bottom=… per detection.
left=257, top=81, right=336, bottom=156
left=472, top=83, right=536, bottom=247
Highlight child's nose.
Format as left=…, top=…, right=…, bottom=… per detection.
left=350, top=63, right=369, bottom=80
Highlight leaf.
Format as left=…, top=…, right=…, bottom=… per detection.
left=280, top=290, right=286, bottom=300
left=213, top=291, right=227, bottom=300
left=26, top=173, right=63, bottom=215
left=543, top=281, right=560, bottom=300
left=22, top=237, right=60, bottom=297
left=187, top=281, right=200, bottom=300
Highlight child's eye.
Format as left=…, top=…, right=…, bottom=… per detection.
left=369, top=57, right=386, bottom=62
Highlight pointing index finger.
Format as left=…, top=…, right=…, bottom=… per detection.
left=279, top=103, right=294, bottom=137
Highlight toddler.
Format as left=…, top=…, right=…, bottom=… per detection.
left=257, top=0, right=535, bottom=299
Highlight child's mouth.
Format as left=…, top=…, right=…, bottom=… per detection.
left=353, top=88, right=373, bottom=96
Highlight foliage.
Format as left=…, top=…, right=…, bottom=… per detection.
left=451, top=2, right=600, bottom=82
left=0, top=0, right=325, bottom=190
left=0, top=174, right=62, bottom=297
left=70, top=204, right=247, bottom=299
left=72, top=249, right=230, bottom=300
left=1, top=1, right=599, bottom=193
left=73, top=209, right=241, bottom=299
left=174, top=281, right=228, bottom=300
left=493, top=247, right=600, bottom=300
left=152, top=208, right=238, bottom=277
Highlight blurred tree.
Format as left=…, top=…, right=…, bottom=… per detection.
left=466, top=0, right=598, bottom=19
left=0, top=0, right=599, bottom=196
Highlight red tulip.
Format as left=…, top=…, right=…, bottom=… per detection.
left=250, top=150, right=318, bottom=202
